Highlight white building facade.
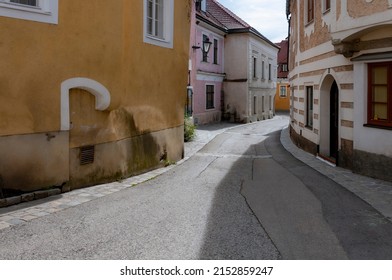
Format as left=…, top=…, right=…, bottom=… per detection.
left=287, top=0, right=392, bottom=181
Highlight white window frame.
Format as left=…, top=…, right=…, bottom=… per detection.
left=143, top=0, right=174, bottom=49
left=0, top=0, right=58, bottom=24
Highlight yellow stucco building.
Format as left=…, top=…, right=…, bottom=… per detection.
left=275, top=39, right=290, bottom=112
left=0, top=0, right=191, bottom=194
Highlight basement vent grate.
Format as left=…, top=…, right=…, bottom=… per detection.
left=80, top=145, right=95, bottom=165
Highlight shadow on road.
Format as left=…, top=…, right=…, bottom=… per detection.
left=196, top=128, right=281, bottom=260
left=198, top=128, right=392, bottom=260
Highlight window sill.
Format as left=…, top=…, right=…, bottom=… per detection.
left=305, top=19, right=314, bottom=27
left=0, top=2, right=46, bottom=14
left=144, top=35, right=173, bottom=49
left=364, top=123, right=392, bottom=130
left=0, top=0, right=58, bottom=24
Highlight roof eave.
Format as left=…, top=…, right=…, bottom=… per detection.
left=196, top=13, right=228, bottom=33
left=228, top=28, right=279, bottom=49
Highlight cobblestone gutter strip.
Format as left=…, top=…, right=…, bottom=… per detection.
left=0, top=165, right=176, bottom=230
left=0, top=189, right=62, bottom=208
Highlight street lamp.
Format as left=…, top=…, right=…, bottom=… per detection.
left=202, top=37, right=212, bottom=54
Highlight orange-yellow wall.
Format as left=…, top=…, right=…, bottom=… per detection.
left=0, top=0, right=190, bottom=136
left=0, top=0, right=191, bottom=191
left=275, top=83, right=290, bottom=111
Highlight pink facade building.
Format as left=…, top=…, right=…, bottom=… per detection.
left=188, top=0, right=279, bottom=124
left=188, top=0, right=226, bottom=125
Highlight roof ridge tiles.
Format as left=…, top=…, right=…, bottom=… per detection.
left=209, top=0, right=251, bottom=29
left=207, top=0, right=252, bottom=30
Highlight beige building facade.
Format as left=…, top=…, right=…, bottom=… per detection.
left=0, top=0, right=191, bottom=194
left=287, top=0, right=392, bottom=181
left=224, top=31, right=279, bottom=123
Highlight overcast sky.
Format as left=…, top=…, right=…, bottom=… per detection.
left=216, top=0, right=288, bottom=43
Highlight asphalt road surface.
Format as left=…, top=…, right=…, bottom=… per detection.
left=1, top=116, right=392, bottom=259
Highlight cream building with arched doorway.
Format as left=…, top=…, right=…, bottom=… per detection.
left=287, top=0, right=392, bottom=181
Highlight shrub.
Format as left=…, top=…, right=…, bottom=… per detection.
left=184, top=116, right=196, bottom=142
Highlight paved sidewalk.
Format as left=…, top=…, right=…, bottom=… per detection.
left=1, top=119, right=392, bottom=231
left=280, top=127, right=392, bottom=222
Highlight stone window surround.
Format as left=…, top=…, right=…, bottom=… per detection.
left=0, top=0, right=58, bottom=24
left=143, top=0, right=174, bottom=49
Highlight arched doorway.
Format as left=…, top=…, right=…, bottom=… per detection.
left=319, top=75, right=339, bottom=164
left=329, top=81, right=339, bottom=160
left=60, top=78, right=111, bottom=188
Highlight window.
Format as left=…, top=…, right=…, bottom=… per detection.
left=195, top=0, right=201, bottom=11
left=253, top=96, right=257, bottom=115
left=253, top=57, right=257, bottom=78
left=269, top=96, right=272, bottom=110
left=367, top=62, right=392, bottom=127
left=0, top=0, right=58, bottom=24
left=282, top=64, right=288, bottom=72
left=290, top=87, right=295, bottom=118
left=262, top=61, right=265, bottom=80
left=324, top=0, right=331, bottom=12
left=306, top=86, right=313, bottom=128
left=307, top=0, right=314, bottom=23
left=202, top=34, right=209, bottom=62
left=10, top=0, right=37, bottom=6
left=147, top=0, right=164, bottom=39
left=280, top=86, right=287, bottom=97
left=268, top=63, right=272, bottom=80
left=213, top=39, right=218, bottom=64
left=144, top=0, right=174, bottom=48
left=206, top=85, right=215, bottom=109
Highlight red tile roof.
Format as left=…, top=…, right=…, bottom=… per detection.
left=207, top=0, right=250, bottom=30
left=276, top=39, right=288, bottom=63
left=196, top=0, right=279, bottom=49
